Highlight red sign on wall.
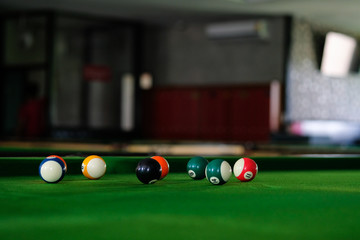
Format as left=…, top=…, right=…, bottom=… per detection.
left=83, top=65, right=111, bottom=82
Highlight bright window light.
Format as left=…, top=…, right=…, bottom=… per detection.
left=321, top=32, right=357, bottom=77
left=140, top=73, right=153, bottom=90
left=290, top=120, right=360, bottom=144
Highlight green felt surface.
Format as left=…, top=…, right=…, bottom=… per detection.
left=1, top=171, right=360, bottom=240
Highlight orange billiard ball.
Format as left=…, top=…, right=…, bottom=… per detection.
left=151, top=156, right=169, bottom=179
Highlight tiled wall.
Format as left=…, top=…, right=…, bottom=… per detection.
left=286, top=19, right=360, bottom=122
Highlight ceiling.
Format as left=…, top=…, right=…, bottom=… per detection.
left=1, top=0, right=360, bottom=34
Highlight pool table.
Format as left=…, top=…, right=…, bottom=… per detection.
left=1, top=155, right=360, bottom=240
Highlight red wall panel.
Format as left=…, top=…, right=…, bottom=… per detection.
left=198, top=89, right=230, bottom=140
left=142, top=85, right=271, bottom=142
left=143, top=88, right=200, bottom=139
left=229, top=86, right=270, bottom=141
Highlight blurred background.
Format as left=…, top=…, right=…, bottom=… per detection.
left=1, top=0, right=360, bottom=152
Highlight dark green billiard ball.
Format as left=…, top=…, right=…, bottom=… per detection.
left=205, top=159, right=232, bottom=185
left=187, top=156, right=209, bottom=180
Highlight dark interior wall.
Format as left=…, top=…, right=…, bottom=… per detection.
left=51, top=16, right=136, bottom=131
left=0, top=11, right=286, bottom=141
left=0, top=14, right=48, bottom=137
left=52, top=19, right=85, bottom=128
left=143, top=16, right=287, bottom=86
left=139, top=16, right=288, bottom=141
left=86, top=27, right=135, bottom=130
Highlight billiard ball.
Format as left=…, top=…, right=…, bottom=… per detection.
left=82, top=155, right=107, bottom=180
left=47, top=155, right=67, bottom=172
left=205, top=159, right=232, bottom=185
left=187, top=156, right=208, bottom=180
left=135, top=158, right=162, bottom=184
left=151, top=156, right=169, bottom=179
left=39, top=157, right=66, bottom=183
left=233, top=158, right=258, bottom=182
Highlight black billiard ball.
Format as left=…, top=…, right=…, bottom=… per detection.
left=135, top=158, right=162, bottom=184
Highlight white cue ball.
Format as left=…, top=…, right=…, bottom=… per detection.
left=40, top=160, right=64, bottom=183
